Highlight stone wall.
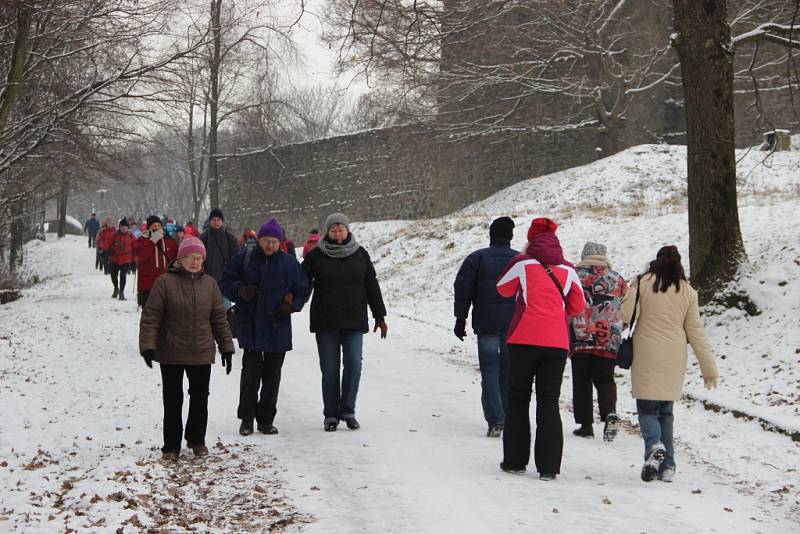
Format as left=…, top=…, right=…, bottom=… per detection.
left=220, top=124, right=601, bottom=240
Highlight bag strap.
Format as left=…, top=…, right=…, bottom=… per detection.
left=626, top=275, right=642, bottom=335
left=540, top=262, right=567, bottom=306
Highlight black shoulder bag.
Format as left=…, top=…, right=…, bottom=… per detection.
left=616, top=276, right=641, bottom=370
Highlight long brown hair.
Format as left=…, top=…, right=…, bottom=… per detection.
left=647, top=245, right=687, bottom=293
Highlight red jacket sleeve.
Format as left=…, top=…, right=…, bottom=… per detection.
left=565, top=268, right=586, bottom=317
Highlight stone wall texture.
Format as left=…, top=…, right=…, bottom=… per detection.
left=220, top=125, right=600, bottom=240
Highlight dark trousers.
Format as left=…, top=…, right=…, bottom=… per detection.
left=238, top=350, right=286, bottom=426
left=109, top=263, right=128, bottom=292
left=503, top=344, right=567, bottom=474
left=160, top=363, right=211, bottom=453
left=137, top=291, right=150, bottom=307
left=571, top=352, right=617, bottom=424
left=88, top=233, right=97, bottom=248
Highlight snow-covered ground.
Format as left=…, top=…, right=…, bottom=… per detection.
left=1, top=143, right=799, bottom=532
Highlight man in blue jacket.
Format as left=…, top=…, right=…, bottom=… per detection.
left=84, top=213, right=100, bottom=248
left=220, top=218, right=309, bottom=436
left=453, top=217, right=518, bottom=437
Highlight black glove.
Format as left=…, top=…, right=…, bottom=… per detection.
left=221, top=352, right=234, bottom=375
left=237, top=285, right=258, bottom=301
left=141, top=349, right=155, bottom=368
left=454, top=319, right=467, bottom=341
left=274, top=302, right=293, bottom=320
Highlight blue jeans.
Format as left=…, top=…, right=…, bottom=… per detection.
left=315, top=330, right=364, bottom=422
left=477, top=334, right=509, bottom=426
left=636, top=400, right=676, bottom=472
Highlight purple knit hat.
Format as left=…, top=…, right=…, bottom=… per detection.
left=257, top=218, right=283, bottom=240
left=177, top=236, right=206, bottom=259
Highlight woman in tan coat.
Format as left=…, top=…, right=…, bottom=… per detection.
left=620, top=245, right=718, bottom=483
left=139, top=236, right=235, bottom=461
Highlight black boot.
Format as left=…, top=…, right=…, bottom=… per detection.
left=239, top=420, right=253, bottom=436
left=344, top=417, right=360, bottom=430
left=112, top=288, right=118, bottom=298
left=572, top=424, right=594, bottom=438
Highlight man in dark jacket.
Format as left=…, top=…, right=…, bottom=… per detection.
left=220, top=218, right=309, bottom=436
left=84, top=213, right=100, bottom=248
left=199, top=208, right=239, bottom=283
left=453, top=217, right=519, bottom=437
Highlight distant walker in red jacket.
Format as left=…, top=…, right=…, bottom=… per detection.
left=496, top=217, right=585, bottom=480
left=105, top=218, right=137, bottom=301
left=135, top=215, right=178, bottom=307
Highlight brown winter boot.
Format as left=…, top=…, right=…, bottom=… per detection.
left=188, top=443, right=209, bottom=457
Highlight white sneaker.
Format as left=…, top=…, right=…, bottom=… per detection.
left=658, top=468, right=675, bottom=483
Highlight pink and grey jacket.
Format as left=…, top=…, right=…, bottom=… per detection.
left=496, top=255, right=585, bottom=350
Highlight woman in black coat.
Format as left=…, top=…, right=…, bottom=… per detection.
left=302, top=212, right=387, bottom=431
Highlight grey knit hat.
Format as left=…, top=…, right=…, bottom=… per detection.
left=581, top=241, right=607, bottom=259
left=324, top=212, right=350, bottom=231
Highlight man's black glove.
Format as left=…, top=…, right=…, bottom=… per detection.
left=454, top=319, right=467, bottom=341
left=221, top=352, right=234, bottom=375
left=141, top=349, right=155, bottom=368
left=274, top=302, right=293, bottom=320
left=237, top=285, right=258, bottom=301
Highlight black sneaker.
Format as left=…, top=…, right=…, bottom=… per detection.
left=344, top=417, right=360, bottom=430
left=239, top=420, right=254, bottom=436
left=603, top=413, right=620, bottom=442
left=487, top=424, right=503, bottom=438
left=539, top=473, right=557, bottom=481
left=500, top=462, right=526, bottom=474
left=572, top=424, right=594, bottom=438
left=641, top=444, right=666, bottom=482
left=324, top=421, right=338, bottom=432
left=257, top=424, right=279, bottom=435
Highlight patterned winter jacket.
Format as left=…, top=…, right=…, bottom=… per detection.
left=569, top=260, right=628, bottom=358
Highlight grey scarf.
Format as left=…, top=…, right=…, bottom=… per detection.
left=317, top=234, right=360, bottom=258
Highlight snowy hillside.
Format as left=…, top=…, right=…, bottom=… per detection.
left=354, top=143, right=800, bottom=433
left=0, top=142, right=798, bottom=532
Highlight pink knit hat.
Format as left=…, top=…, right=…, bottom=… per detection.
left=177, top=236, right=206, bottom=259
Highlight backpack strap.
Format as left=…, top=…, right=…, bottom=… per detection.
left=540, top=262, right=567, bottom=306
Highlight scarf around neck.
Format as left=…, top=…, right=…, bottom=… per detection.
left=317, top=233, right=360, bottom=259
left=525, top=232, right=572, bottom=267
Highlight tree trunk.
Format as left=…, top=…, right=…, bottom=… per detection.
left=0, top=8, right=33, bottom=137
left=57, top=176, right=69, bottom=238
left=671, top=0, right=745, bottom=304
left=208, top=0, right=222, bottom=210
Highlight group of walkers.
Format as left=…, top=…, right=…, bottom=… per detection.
left=454, top=217, right=719, bottom=483
left=87, top=207, right=719, bottom=484
left=131, top=210, right=384, bottom=460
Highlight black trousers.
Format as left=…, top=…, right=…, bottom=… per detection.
left=503, top=344, right=567, bottom=474
left=571, top=352, right=617, bottom=424
left=88, top=233, right=97, bottom=247
left=238, top=350, right=286, bottom=426
left=160, top=363, right=211, bottom=453
left=137, top=291, right=150, bottom=307
left=109, top=263, right=129, bottom=292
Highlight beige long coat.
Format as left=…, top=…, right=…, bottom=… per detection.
left=620, top=274, right=718, bottom=401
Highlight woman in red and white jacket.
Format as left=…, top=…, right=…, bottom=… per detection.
left=495, top=217, right=584, bottom=480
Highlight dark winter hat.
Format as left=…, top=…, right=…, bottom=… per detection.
left=257, top=218, right=284, bottom=240
left=489, top=217, right=514, bottom=241
left=118, top=218, right=129, bottom=228
left=527, top=217, right=558, bottom=241
left=175, top=225, right=185, bottom=233
left=209, top=208, right=224, bottom=221
left=324, top=212, right=350, bottom=232
left=146, top=215, right=162, bottom=229
left=581, top=241, right=607, bottom=259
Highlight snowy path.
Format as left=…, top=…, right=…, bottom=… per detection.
left=1, top=236, right=798, bottom=533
